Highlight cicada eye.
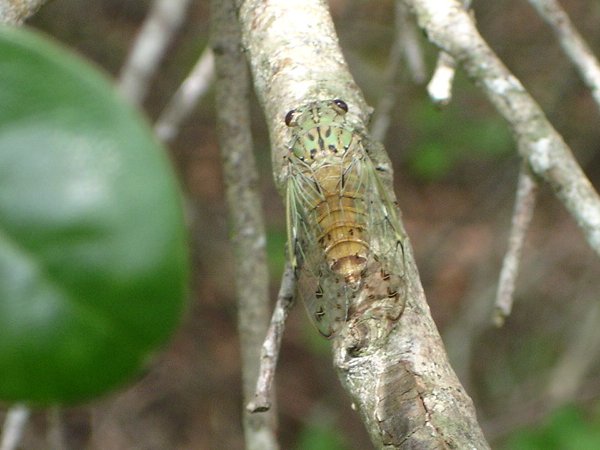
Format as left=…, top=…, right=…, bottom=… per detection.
left=333, top=99, right=348, bottom=112
left=284, top=109, right=296, bottom=126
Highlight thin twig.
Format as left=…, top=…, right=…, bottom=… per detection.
left=118, top=0, right=192, bottom=104
left=47, top=407, right=66, bottom=450
left=0, top=405, right=29, bottom=450
left=212, top=0, right=278, bottom=447
left=371, top=1, right=425, bottom=142
left=0, top=0, right=47, bottom=24
left=154, top=47, right=215, bottom=143
left=247, top=263, right=296, bottom=413
left=398, top=1, right=426, bottom=84
left=427, top=51, right=457, bottom=106
left=425, top=0, right=472, bottom=106
left=528, top=0, right=600, bottom=110
left=493, top=164, right=538, bottom=326
left=371, top=2, right=405, bottom=142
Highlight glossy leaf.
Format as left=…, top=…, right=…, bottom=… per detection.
left=0, top=26, right=189, bottom=404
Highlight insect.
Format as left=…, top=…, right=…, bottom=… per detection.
left=284, top=99, right=406, bottom=338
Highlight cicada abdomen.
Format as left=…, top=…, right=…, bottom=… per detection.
left=285, top=99, right=405, bottom=338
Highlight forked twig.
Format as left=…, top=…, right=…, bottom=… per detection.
left=493, top=164, right=538, bottom=326
left=238, top=0, right=490, bottom=445
left=247, top=263, right=296, bottom=413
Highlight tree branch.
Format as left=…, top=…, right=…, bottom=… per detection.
left=426, top=0, right=472, bottom=105
left=236, top=0, right=488, bottom=447
left=0, top=405, right=29, bottom=450
left=247, top=263, right=296, bottom=413
left=118, top=0, right=192, bottom=105
left=212, top=1, right=278, bottom=448
left=405, top=0, right=600, bottom=259
left=398, top=0, right=427, bottom=85
left=528, top=0, right=600, bottom=110
left=427, top=51, right=457, bottom=106
left=154, top=47, right=215, bottom=143
left=371, top=0, right=425, bottom=142
left=493, top=164, right=538, bottom=325
left=0, top=0, right=46, bottom=24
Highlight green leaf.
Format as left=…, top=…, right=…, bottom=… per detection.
left=0, top=26, right=189, bottom=404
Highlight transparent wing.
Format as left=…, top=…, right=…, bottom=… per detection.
left=354, top=153, right=407, bottom=322
left=335, top=146, right=404, bottom=274
left=286, top=163, right=351, bottom=337
left=285, top=137, right=406, bottom=338
left=363, top=157, right=405, bottom=271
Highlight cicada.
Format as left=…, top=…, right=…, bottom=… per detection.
left=284, top=99, right=406, bottom=338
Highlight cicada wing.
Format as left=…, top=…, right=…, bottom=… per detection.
left=353, top=154, right=407, bottom=322
left=297, top=261, right=350, bottom=337
left=362, top=156, right=405, bottom=274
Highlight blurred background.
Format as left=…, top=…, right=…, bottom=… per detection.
left=5, top=0, right=600, bottom=448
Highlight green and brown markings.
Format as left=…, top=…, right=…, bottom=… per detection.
left=284, top=99, right=406, bottom=339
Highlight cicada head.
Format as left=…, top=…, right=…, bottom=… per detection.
left=284, top=99, right=349, bottom=130
left=285, top=99, right=354, bottom=162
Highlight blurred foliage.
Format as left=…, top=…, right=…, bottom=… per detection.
left=0, top=25, right=188, bottom=404
left=406, top=82, right=513, bottom=181
left=503, top=405, right=600, bottom=450
left=295, top=422, right=349, bottom=450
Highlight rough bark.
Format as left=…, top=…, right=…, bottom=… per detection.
left=235, top=0, right=489, bottom=448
